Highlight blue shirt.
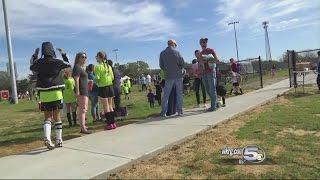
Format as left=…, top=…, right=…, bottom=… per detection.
left=88, top=72, right=98, bottom=92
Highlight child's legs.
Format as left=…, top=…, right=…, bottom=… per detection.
left=107, top=98, right=114, bottom=112
left=77, top=95, right=88, bottom=129
left=65, top=103, right=71, bottom=113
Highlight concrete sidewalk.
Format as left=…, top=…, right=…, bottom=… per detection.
left=0, top=77, right=310, bottom=179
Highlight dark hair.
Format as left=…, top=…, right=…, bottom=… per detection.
left=87, top=64, right=94, bottom=72
left=318, top=51, right=320, bottom=56
left=194, top=50, right=200, bottom=55
left=107, top=60, right=113, bottom=67
left=200, top=38, right=208, bottom=43
left=192, top=59, right=197, bottom=64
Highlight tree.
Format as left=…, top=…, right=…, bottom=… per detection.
left=0, top=71, right=10, bottom=91
left=117, top=60, right=150, bottom=78
left=17, top=79, right=31, bottom=93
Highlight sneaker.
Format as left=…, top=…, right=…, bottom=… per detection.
left=104, top=124, right=113, bottom=130
left=160, top=113, right=167, bottom=118
left=222, top=104, right=226, bottom=107
left=206, top=108, right=216, bottom=112
left=112, top=123, right=117, bottom=129
left=203, top=104, right=208, bottom=108
left=80, top=129, right=92, bottom=134
left=44, top=139, right=55, bottom=150
left=55, top=139, right=63, bottom=148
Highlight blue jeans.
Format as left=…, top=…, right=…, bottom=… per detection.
left=202, top=72, right=217, bottom=110
left=161, top=78, right=183, bottom=115
left=89, top=91, right=99, bottom=119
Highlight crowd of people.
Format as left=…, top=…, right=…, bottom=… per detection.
left=30, top=38, right=246, bottom=150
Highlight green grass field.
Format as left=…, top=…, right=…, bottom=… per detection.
left=0, top=70, right=288, bottom=157
left=112, top=86, right=320, bottom=179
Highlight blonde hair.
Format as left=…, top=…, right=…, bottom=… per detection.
left=74, top=52, right=86, bottom=66
left=63, top=68, right=72, bottom=79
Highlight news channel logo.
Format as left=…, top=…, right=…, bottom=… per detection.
left=221, top=145, right=266, bottom=164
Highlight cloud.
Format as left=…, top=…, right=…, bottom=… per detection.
left=0, top=0, right=178, bottom=41
left=193, top=18, right=207, bottom=22
left=215, top=0, right=320, bottom=36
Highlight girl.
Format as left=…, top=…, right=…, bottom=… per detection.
left=30, top=42, right=70, bottom=150
left=63, top=69, right=77, bottom=127
left=95, top=51, right=116, bottom=130
left=87, top=64, right=101, bottom=123
left=72, top=52, right=91, bottom=134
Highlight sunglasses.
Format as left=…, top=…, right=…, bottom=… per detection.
left=81, top=56, right=87, bottom=59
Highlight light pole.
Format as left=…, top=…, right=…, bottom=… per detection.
left=2, top=0, right=18, bottom=104
left=228, top=21, right=240, bottom=61
left=112, top=49, right=119, bottom=64
left=262, top=21, right=272, bottom=61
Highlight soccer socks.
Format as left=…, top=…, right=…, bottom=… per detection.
left=222, top=97, right=226, bottom=105
left=72, top=112, right=77, bottom=125
left=43, top=120, right=52, bottom=141
left=66, top=113, right=72, bottom=127
left=55, top=121, right=63, bottom=147
left=43, top=120, right=55, bottom=150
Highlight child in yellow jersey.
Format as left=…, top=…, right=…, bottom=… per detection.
left=63, top=69, right=77, bottom=127
left=123, top=83, right=129, bottom=100
left=95, top=51, right=117, bottom=130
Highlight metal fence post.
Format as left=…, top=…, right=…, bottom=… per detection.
left=258, top=56, right=263, bottom=88
left=292, top=51, right=297, bottom=88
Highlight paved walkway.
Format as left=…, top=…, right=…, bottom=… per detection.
left=0, top=77, right=314, bottom=179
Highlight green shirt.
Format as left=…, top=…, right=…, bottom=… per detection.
left=63, top=78, right=76, bottom=103
left=40, top=90, right=63, bottom=103
left=123, top=86, right=129, bottom=94
left=95, top=62, right=114, bottom=87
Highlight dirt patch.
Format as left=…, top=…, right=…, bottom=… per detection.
left=277, top=128, right=320, bottom=138
left=271, top=145, right=286, bottom=155
left=0, top=140, right=43, bottom=157
left=111, top=98, right=286, bottom=179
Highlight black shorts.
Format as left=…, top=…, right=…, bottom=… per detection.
left=40, top=100, right=63, bottom=111
left=216, top=85, right=227, bottom=96
left=98, top=86, right=114, bottom=98
left=232, top=82, right=239, bottom=86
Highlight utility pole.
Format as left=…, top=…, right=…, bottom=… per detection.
left=112, top=49, right=119, bottom=64
left=2, top=0, right=18, bottom=104
left=262, top=21, right=272, bottom=61
left=228, top=21, right=240, bottom=61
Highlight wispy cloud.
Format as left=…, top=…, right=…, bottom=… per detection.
left=193, top=18, right=208, bottom=22
left=215, top=0, right=320, bottom=36
left=0, top=0, right=178, bottom=41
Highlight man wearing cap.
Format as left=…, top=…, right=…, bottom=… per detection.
left=199, top=38, right=220, bottom=111
left=159, top=39, right=185, bottom=116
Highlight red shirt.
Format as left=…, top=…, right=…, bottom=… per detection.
left=231, top=62, right=237, bottom=73
left=200, top=48, right=216, bottom=74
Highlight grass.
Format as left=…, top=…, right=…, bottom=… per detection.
left=112, top=86, right=320, bottom=179
left=0, top=70, right=288, bottom=157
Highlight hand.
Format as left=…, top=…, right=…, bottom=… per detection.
left=56, top=48, right=65, bottom=55
left=33, top=48, right=39, bottom=58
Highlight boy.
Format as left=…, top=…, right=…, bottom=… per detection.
left=147, top=89, right=156, bottom=108
left=155, top=80, right=162, bottom=106
left=123, top=83, right=129, bottom=100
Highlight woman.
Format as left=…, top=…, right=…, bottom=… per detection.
left=87, top=64, right=101, bottom=122
left=192, top=51, right=207, bottom=108
left=63, top=68, right=77, bottom=127
left=95, top=51, right=116, bottom=130
left=30, top=42, right=70, bottom=150
left=72, top=52, right=91, bottom=134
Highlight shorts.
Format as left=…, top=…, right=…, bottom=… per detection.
left=232, top=82, right=239, bottom=87
left=217, top=85, right=227, bottom=96
left=40, top=100, right=63, bottom=111
left=98, top=86, right=114, bottom=98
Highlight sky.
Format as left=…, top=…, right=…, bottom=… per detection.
left=0, top=0, right=319, bottom=79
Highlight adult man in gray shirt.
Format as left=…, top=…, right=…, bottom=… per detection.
left=159, top=39, right=185, bottom=116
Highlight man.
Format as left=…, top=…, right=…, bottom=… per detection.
left=159, top=39, right=185, bottom=116
left=199, top=38, right=220, bottom=111
left=317, top=51, right=320, bottom=90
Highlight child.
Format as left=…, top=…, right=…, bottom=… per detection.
left=155, top=80, right=162, bottom=106
left=123, top=83, right=130, bottom=100
left=30, top=42, right=70, bottom=149
left=216, top=72, right=227, bottom=107
left=230, top=71, right=243, bottom=95
left=63, top=69, right=77, bottom=127
left=147, top=89, right=156, bottom=108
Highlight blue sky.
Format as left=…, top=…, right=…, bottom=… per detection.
left=0, top=0, right=319, bottom=79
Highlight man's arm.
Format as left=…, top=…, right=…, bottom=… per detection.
left=159, top=53, right=164, bottom=70
left=177, top=51, right=185, bottom=69
left=210, top=49, right=220, bottom=63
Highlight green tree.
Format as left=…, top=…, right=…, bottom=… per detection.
left=0, top=71, right=10, bottom=91
left=17, top=79, right=31, bottom=93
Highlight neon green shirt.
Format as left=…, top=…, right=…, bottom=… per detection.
left=40, top=90, right=63, bottom=103
left=63, top=78, right=76, bottom=103
left=123, top=86, right=129, bottom=94
left=127, top=80, right=131, bottom=88
left=95, top=62, right=114, bottom=87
